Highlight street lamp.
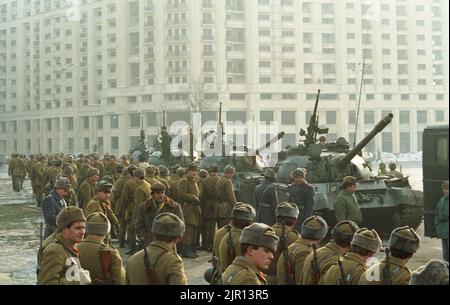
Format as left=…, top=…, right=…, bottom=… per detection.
left=58, top=63, right=74, bottom=153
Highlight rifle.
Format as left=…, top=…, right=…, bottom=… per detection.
left=311, top=243, right=320, bottom=285
left=208, top=256, right=223, bottom=285
left=226, top=225, right=235, bottom=269
left=382, top=248, right=392, bottom=285
left=96, top=249, right=113, bottom=285
left=337, top=258, right=349, bottom=285
left=302, top=89, right=328, bottom=147
left=281, top=222, right=295, bottom=285
left=143, top=246, right=159, bottom=285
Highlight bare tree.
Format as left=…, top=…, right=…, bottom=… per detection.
left=183, top=78, right=218, bottom=112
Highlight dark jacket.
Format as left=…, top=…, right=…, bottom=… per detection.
left=435, top=196, right=449, bottom=239
left=255, top=179, right=278, bottom=226
left=42, top=190, right=67, bottom=238
left=289, top=182, right=315, bottom=230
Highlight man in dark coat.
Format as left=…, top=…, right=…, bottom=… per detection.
left=255, top=168, right=279, bottom=226
left=42, top=177, right=71, bottom=239
left=289, top=168, right=315, bottom=232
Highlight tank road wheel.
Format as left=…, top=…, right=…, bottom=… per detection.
left=397, top=205, right=424, bottom=230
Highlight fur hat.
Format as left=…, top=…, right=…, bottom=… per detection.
left=87, top=167, right=100, bottom=177
left=301, top=215, right=328, bottom=240
left=145, top=165, right=157, bottom=176
left=232, top=202, right=256, bottom=222
left=276, top=202, right=299, bottom=219
left=264, top=168, right=276, bottom=179
left=332, top=220, right=359, bottom=245
left=389, top=226, right=421, bottom=253
left=186, top=163, right=199, bottom=172
left=290, top=168, right=306, bottom=178
left=85, top=212, right=111, bottom=236
left=54, top=177, right=71, bottom=190
left=199, top=169, right=209, bottom=179
left=351, top=228, right=382, bottom=253
left=410, top=259, right=449, bottom=285
left=224, top=165, right=235, bottom=174
left=151, top=182, right=166, bottom=192
left=56, top=206, right=86, bottom=231
left=133, top=168, right=145, bottom=179
left=152, top=212, right=185, bottom=237
left=176, top=167, right=186, bottom=176
left=101, top=175, right=115, bottom=184
left=208, top=164, right=219, bottom=173
left=95, top=180, right=112, bottom=193
left=240, top=223, right=280, bottom=253
left=343, top=176, right=356, bottom=184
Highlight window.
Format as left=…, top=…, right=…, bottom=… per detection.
left=401, top=94, right=409, bottom=101
left=282, top=94, right=296, bottom=100
left=323, top=64, right=335, bottom=74
left=281, top=111, right=295, bottom=125
left=83, top=116, right=89, bottom=129
left=111, top=137, right=119, bottom=150
left=260, top=111, right=273, bottom=124
left=417, top=111, right=427, bottom=124
left=230, top=93, right=245, bottom=100
left=97, top=116, right=103, bottom=129
left=129, top=113, right=140, bottom=128
left=111, top=115, right=119, bottom=128
left=260, top=94, right=272, bottom=100
left=364, top=111, right=374, bottom=124
left=146, top=112, right=156, bottom=127
left=326, top=111, right=336, bottom=124
left=435, top=110, right=445, bottom=122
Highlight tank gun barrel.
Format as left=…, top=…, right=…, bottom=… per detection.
left=338, top=113, right=393, bottom=169
left=256, top=132, right=285, bottom=155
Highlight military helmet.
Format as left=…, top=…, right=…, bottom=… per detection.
left=351, top=228, right=382, bottom=253
left=301, top=215, right=328, bottom=240
left=389, top=226, right=421, bottom=253
left=290, top=168, right=306, bottom=178
left=199, top=169, right=209, bottom=179
left=240, top=223, right=280, bottom=253
left=332, top=220, right=359, bottom=245
left=224, top=165, right=235, bottom=174
left=264, top=168, right=276, bottom=179
left=232, top=202, right=256, bottom=222
left=54, top=177, right=71, bottom=190
left=133, top=168, right=146, bottom=179
left=151, top=182, right=166, bottom=193
left=152, top=212, right=185, bottom=237
left=275, top=202, right=299, bottom=219
left=95, top=180, right=113, bottom=193
left=85, top=212, right=111, bottom=236
left=56, top=206, right=86, bottom=231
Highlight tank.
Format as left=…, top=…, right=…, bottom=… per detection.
left=238, top=91, right=424, bottom=235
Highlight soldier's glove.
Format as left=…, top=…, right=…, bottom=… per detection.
left=79, top=268, right=92, bottom=285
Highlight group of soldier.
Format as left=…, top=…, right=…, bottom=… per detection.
left=6, top=152, right=448, bottom=285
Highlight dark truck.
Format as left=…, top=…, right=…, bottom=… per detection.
left=423, top=121, right=449, bottom=237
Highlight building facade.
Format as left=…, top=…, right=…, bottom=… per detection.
left=0, top=0, right=448, bottom=156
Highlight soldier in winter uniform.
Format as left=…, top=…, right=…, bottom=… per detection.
left=289, top=168, right=315, bottom=232
left=255, top=168, right=279, bottom=226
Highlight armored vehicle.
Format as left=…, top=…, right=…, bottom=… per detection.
left=422, top=121, right=449, bottom=237
left=238, top=91, right=424, bottom=235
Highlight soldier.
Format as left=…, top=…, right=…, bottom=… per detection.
left=378, top=162, right=388, bottom=176
left=44, top=158, right=63, bottom=195
left=111, top=166, right=128, bottom=248
left=33, top=156, right=47, bottom=207
left=157, top=165, right=171, bottom=191
left=62, top=166, right=78, bottom=207
left=267, top=202, right=300, bottom=285
left=133, top=168, right=151, bottom=208
left=37, top=206, right=90, bottom=285
left=120, top=165, right=139, bottom=254
left=126, top=212, right=187, bottom=285
left=168, top=166, right=185, bottom=200
left=138, top=154, right=150, bottom=170
left=321, top=228, right=381, bottom=285
left=84, top=180, right=120, bottom=243
left=334, top=176, right=363, bottom=225
left=359, top=226, right=420, bottom=285
left=218, top=203, right=256, bottom=272
left=388, top=162, right=404, bottom=178
left=91, top=153, right=105, bottom=177
left=409, top=259, right=449, bottom=285
left=28, top=155, right=37, bottom=196
left=289, top=168, right=315, bottom=231
left=78, top=212, right=125, bottom=285
left=199, top=164, right=221, bottom=252
left=216, top=165, right=238, bottom=228
left=277, top=215, right=328, bottom=285
left=9, top=153, right=27, bottom=192
left=145, top=165, right=160, bottom=186
left=135, top=182, right=184, bottom=247
left=255, top=168, right=279, bottom=226
left=177, top=163, right=201, bottom=258
left=435, top=180, right=449, bottom=262
left=78, top=167, right=100, bottom=209
left=222, top=223, right=279, bottom=285
left=19, top=154, right=28, bottom=189
left=42, top=178, right=71, bottom=239
left=301, top=220, right=359, bottom=285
